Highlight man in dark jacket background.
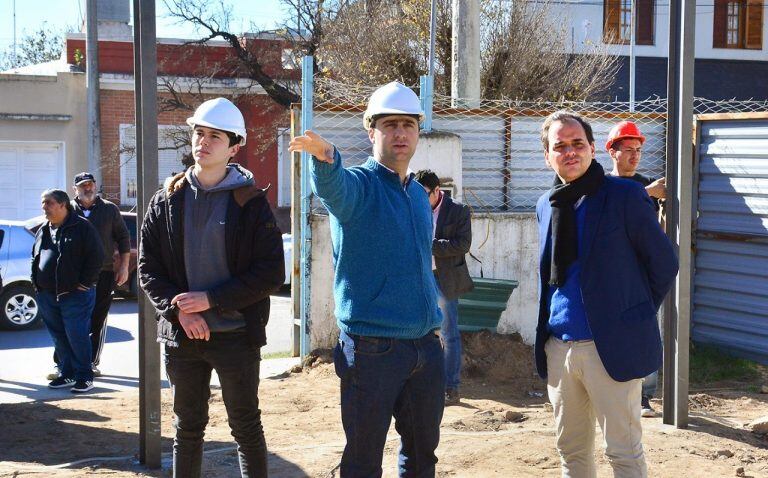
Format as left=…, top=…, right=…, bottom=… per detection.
left=33, top=189, right=104, bottom=394
left=416, top=169, right=473, bottom=405
left=139, top=97, right=284, bottom=478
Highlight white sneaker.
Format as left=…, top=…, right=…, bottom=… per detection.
left=92, top=366, right=101, bottom=377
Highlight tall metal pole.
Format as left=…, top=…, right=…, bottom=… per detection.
left=663, top=0, right=695, bottom=429
left=428, top=0, right=437, bottom=77
left=12, top=0, right=16, bottom=64
left=133, top=0, right=161, bottom=467
left=662, top=0, right=681, bottom=427
left=629, top=0, right=636, bottom=111
left=86, top=0, right=102, bottom=184
left=299, top=56, right=314, bottom=359
left=673, top=0, right=696, bottom=430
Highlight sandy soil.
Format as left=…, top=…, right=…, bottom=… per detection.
left=1, top=331, right=767, bottom=477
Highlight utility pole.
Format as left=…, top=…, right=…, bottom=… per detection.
left=629, top=0, right=636, bottom=111
left=451, top=0, right=480, bottom=108
left=663, top=0, right=695, bottom=429
left=133, top=0, right=161, bottom=468
left=12, top=0, right=17, bottom=65
left=86, top=0, right=102, bottom=185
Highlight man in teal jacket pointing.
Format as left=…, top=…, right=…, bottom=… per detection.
left=290, top=81, right=444, bottom=477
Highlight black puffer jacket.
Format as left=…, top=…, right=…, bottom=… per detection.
left=138, top=170, right=285, bottom=349
left=31, top=211, right=105, bottom=298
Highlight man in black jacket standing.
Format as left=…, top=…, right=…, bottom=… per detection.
left=33, top=189, right=104, bottom=394
left=139, top=97, right=284, bottom=478
left=415, top=170, right=474, bottom=405
left=47, top=172, right=131, bottom=380
left=72, top=172, right=130, bottom=375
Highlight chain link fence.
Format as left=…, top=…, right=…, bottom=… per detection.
left=308, top=76, right=768, bottom=213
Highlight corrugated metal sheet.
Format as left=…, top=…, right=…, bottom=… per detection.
left=312, top=112, right=507, bottom=210
left=693, top=119, right=768, bottom=364
left=432, top=116, right=506, bottom=210
left=312, top=111, right=666, bottom=212
left=508, top=117, right=666, bottom=210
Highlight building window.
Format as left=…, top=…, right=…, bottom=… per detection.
left=714, top=0, right=764, bottom=49
left=604, top=0, right=655, bottom=45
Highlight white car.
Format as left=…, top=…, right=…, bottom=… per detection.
left=283, top=233, right=292, bottom=285
left=0, top=219, right=40, bottom=330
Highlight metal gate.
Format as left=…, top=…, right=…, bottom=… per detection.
left=692, top=114, right=768, bottom=364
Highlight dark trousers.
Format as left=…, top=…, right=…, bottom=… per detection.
left=90, top=270, right=115, bottom=366
left=334, top=329, right=445, bottom=478
left=54, top=270, right=115, bottom=367
left=165, top=331, right=266, bottom=478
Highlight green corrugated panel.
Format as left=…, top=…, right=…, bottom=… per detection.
left=457, top=278, right=519, bottom=332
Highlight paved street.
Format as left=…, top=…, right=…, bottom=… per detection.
left=0, top=291, right=298, bottom=404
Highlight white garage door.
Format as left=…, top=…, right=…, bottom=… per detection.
left=0, top=142, right=65, bottom=220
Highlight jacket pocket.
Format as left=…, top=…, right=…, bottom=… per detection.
left=620, top=300, right=655, bottom=322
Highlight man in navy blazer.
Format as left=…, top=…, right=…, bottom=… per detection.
left=535, top=110, right=678, bottom=478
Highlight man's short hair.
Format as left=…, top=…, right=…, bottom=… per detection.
left=41, top=189, right=74, bottom=212
left=415, top=169, right=440, bottom=190
left=540, top=110, right=595, bottom=151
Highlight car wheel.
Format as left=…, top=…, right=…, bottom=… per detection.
left=0, top=284, right=41, bottom=330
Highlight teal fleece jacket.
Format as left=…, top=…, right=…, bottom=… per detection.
left=310, top=149, right=442, bottom=339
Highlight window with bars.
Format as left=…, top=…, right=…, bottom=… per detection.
left=603, top=0, right=655, bottom=45
left=714, top=0, right=764, bottom=49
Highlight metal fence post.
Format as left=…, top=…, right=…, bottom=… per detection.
left=420, top=75, right=434, bottom=132
left=133, top=0, right=161, bottom=468
left=300, top=56, right=314, bottom=359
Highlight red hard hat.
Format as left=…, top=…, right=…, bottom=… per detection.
left=605, top=121, right=646, bottom=151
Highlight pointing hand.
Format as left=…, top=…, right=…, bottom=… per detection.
left=288, top=130, right=335, bottom=164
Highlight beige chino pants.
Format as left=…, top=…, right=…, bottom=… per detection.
left=545, top=337, right=647, bottom=478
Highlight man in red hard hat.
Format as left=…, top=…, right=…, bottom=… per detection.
left=606, top=120, right=665, bottom=419
left=606, top=121, right=666, bottom=201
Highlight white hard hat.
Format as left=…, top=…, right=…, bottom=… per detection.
left=186, top=98, right=247, bottom=146
left=363, top=81, right=424, bottom=129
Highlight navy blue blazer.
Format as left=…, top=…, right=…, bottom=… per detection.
left=535, top=176, right=678, bottom=382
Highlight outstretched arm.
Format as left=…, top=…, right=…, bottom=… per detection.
left=289, top=130, right=370, bottom=223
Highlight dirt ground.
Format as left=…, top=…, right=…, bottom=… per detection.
left=2, top=331, right=768, bottom=477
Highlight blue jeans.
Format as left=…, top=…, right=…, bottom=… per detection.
left=334, top=329, right=445, bottom=478
left=437, top=284, right=461, bottom=391
left=164, top=331, right=265, bottom=478
left=38, top=289, right=96, bottom=381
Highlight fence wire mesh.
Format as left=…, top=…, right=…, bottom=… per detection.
left=309, top=76, right=768, bottom=213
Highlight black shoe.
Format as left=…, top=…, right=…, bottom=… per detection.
left=445, top=388, right=460, bottom=406
left=48, top=377, right=75, bottom=389
left=71, top=380, right=94, bottom=394
left=641, top=395, right=656, bottom=417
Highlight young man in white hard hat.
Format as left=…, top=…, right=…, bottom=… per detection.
left=289, top=82, right=445, bottom=477
left=139, top=97, right=285, bottom=477
left=606, top=121, right=665, bottom=418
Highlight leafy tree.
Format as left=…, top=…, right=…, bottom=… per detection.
left=0, top=23, right=66, bottom=71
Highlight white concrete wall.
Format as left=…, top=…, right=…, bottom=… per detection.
left=558, top=3, right=767, bottom=61
left=0, top=71, right=88, bottom=185
left=466, top=213, right=540, bottom=343
left=411, top=130, right=463, bottom=200
left=308, top=212, right=541, bottom=350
